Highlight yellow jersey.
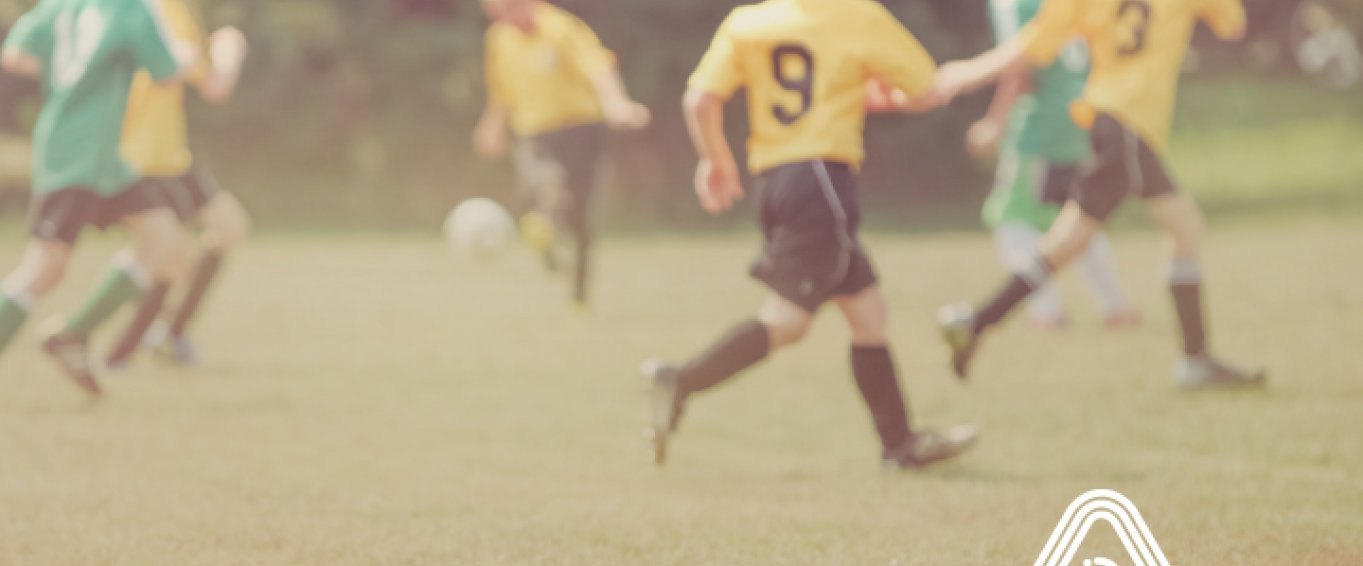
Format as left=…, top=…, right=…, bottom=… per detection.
left=688, top=0, right=937, bottom=175
left=120, top=0, right=209, bottom=178
left=484, top=3, right=616, bottom=138
left=1019, top=0, right=1246, bottom=153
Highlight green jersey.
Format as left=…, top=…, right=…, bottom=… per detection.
left=990, top=0, right=1090, bottom=163
left=4, top=0, right=181, bottom=196
left=982, top=0, right=1089, bottom=230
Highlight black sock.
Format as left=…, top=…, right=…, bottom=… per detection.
left=169, top=251, right=223, bottom=337
left=677, top=320, right=770, bottom=394
left=851, top=346, right=912, bottom=457
left=107, top=282, right=170, bottom=364
left=1169, top=258, right=1207, bottom=357
left=974, top=256, right=1051, bottom=333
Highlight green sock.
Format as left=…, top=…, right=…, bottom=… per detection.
left=0, top=296, right=29, bottom=355
left=63, top=266, right=144, bottom=339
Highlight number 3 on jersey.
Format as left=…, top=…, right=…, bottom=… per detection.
left=771, top=43, right=814, bottom=125
left=53, top=8, right=107, bottom=88
left=1117, top=0, right=1152, bottom=56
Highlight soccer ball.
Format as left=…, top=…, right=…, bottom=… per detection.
left=444, top=198, right=517, bottom=261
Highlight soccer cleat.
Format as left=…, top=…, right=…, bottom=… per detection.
left=1103, top=308, right=1143, bottom=329
left=140, top=320, right=170, bottom=352
left=885, top=425, right=980, bottom=469
left=158, top=335, right=201, bottom=367
left=1175, top=355, right=1267, bottom=390
left=41, top=331, right=102, bottom=398
left=937, top=303, right=980, bottom=380
left=520, top=212, right=559, bottom=273
left=641, top=359, right=687, bottom=466
left=1029, top=313, right=1069, bottom=331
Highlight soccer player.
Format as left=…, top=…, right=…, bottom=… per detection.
left=930, top=0, right=1266, bottom=388
left=472, top=0, right=650, bottom=309
left=0, top=0, right=196, bottom=395
left=103, top=0, right=250, bottom=369
left=643, top=0, right=978, bottom=469
left=970, top=0, right=1140, bottom=330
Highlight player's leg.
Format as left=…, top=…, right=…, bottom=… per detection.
left=1143, top=192, right=1264, bottom=388
left=993, top=221, right=1066, bottom=328
left=1074, top=232, right=1141, bottom=327
left=559, top=125, right=605, bottom=309
left=0, top=240, right=74, bottom=356
left=513, top=139, right=565, bottom=272
left=940, top=116, right=1129, bottom=379
left=834, top=283, right=977, bottom=469
left=641, top=294, right=812, bottom=464
left=160, top=189, right=251, bottom=362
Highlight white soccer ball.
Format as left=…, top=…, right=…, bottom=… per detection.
left=444, top=198, right=516, bottom=261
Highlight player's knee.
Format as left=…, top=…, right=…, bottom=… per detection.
left=1044, top=231, right=1094, bottom=268
left=27, top=260, right=67, bottom=296
left=1167, top=214, right=1205, bottom=258
left=140, top=233, right=193, bottom=281
left=767, top=318, right=811, bottom=349
left=202, top=197, right=252, bottom=251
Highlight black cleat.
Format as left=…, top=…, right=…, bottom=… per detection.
left=938, top=303, right=981, bottom=380
left=1175, top=355, right=1267, bottom=390
left=42, top=331, right=102, bottom=398
left=641, top=359, right=687, bottom=466
left=885, top=425, right=980, bottom=470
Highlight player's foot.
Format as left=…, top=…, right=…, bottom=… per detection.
left=41, top=330, right=102, bottom=398
left=1029, top=313, right=1069, bottom=331
left=1175, top=355, right=1267, bottom=390
left=140, top=320, right=169, bottom=352
left=158, top=334, right=200, bottom=367
left=885, top=425, right=979, bottom=469
left=1103, top=308, right=1143, bottom=329
left=641, top=358, right=687, bottom=466
left=520, top=212, right=559, bottom=273
left=938, top=303, right=980, bottom=380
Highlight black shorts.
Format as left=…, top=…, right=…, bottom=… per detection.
left=751, top=160, right=878, bottom=313
left=1073, top=114, right=1179, bottom=221
left=149, top=168, right=220, bottom=223
left=29, top=181, right=172, bottom=246
left=513, top=123, right=605, bottom=223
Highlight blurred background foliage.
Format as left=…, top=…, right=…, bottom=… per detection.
left=0, top=0, right=1360, bottom=230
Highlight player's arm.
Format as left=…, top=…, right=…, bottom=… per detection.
left=862, top=5, right=944, bottom=113
left=1, top=12, right=48, bottom=77
left=473, top=35, right=510, bottom=160
left=1199, top=0, right=1247, bottom=42
left=194, top=26, right=248, bottom=104
left=966, top=66, right=1028, bottom=158
left=934, top=0, right=1081, bottom=102
left=565, top=19, right=650, bottom=130
left=683, top=16, right=744, bottom=214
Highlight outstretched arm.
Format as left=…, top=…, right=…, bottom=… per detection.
left=195, top=26, right=248, bottom=104
left=589, top=68, right=651, bottom=130
left=966, top=64, right=1029, bottom=158
left=0, top=48, right=41, bottom=77
left=682, top=89, right=742, bottom=214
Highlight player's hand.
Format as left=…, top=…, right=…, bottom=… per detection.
left=866, top=79, right=943, bottom=114
left=695, top=158, right=743, bottom=214
left=965, top=118, right=1005, bottom=159
left=209, top=26, right=248, bottom=69
left=604, top=100, right=651, bottom=131
left=473, top=120, right=509, bottom=160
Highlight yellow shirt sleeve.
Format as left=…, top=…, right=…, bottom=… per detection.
left=1017, top=0, right=1083, bottom=66
left=861, top=4, right=937, bottom=99
left=561, top=17, right=617, bottom=78
left=1198, top=0, right=1247, bottom=41
left=688, top=14, right=744, bottom=99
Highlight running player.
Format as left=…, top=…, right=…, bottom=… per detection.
left=103, top=0, right=250, bottom=369
left=0, top=0, right=195, bottom=395
left=930, top=0, right=1265, bottom=388
left=643, top=0, right=978, bottom=469
left=971, top=0, right=1140, bottom=330
left=472, top=0, right=650, bottom=310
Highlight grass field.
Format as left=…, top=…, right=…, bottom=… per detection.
left=0, top=217, right=1360, bottom=565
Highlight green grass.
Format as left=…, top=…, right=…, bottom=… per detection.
left=0, top=221, right=1359, bottom=564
